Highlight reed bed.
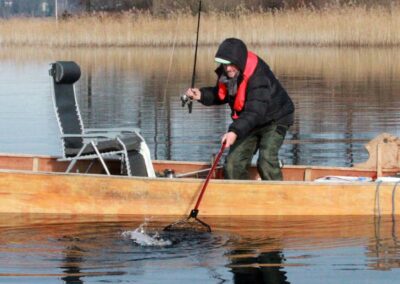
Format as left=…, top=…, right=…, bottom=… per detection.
left=1, top=46, right=400, bottom=85
left=0, top=5, right=399, bottom=47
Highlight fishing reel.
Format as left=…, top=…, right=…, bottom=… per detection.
left=180, top=93, right=193, bottom=113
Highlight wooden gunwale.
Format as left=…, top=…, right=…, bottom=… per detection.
left=0, top=152, right=398, bottom=179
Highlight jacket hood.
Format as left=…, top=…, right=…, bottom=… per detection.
left=215, top=38, right=248, bottom=72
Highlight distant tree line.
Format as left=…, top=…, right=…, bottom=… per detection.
left=0, top=0, right=397, bottom=18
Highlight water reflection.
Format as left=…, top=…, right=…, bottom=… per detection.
left=228, top=249, right=289, bottom=284
left=368, top=215, right=400, bottom=271
left=1, top=47, right=400, bottom=166
left=61, top=242, right=84, bottom=284
left=1, top=215, right=400, bottom=282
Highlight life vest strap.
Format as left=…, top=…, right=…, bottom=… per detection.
left=217, top=51, right=258, bottom=119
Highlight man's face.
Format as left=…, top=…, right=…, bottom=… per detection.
left=223, top=64, right=239, bottom=78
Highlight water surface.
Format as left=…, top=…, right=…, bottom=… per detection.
left=1, top=214, right=399, bottom=283
left=1, top=46, right=400, bottom=283
left=1, top=46, right=400, bottom=166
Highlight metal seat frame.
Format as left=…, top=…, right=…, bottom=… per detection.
left=49, top=61, right=154, bottom=177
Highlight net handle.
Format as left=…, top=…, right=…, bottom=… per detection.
left=193, top=143, right=226, bottom=211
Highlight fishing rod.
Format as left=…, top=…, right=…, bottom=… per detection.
left=181, top=0, right=201, bottom=113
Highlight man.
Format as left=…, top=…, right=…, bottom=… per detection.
left=186, top=38, right=294, bottom=180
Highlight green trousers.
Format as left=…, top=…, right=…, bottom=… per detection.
left=224, top=123, right=288, bottom=180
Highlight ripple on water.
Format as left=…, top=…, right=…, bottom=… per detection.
left=1, top=214, right=400, bottom=283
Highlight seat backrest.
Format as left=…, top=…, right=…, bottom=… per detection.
left=49, top=61, right=84, bottom=153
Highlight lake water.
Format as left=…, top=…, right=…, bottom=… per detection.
left=1, top=46, right=400, bottom=283
left=1, top=46, right=400, bottom=165
left=1, top=214, right=400, bottom=283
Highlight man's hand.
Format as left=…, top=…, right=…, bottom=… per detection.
left=185, top=88, right=201, bottom=100
left=221, top=131, right=237, bottom=147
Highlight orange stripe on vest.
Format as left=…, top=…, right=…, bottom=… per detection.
left=218, top=51, right=258, bottom=119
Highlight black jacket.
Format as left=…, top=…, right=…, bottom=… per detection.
left=199, top=38, right=294, bottom=139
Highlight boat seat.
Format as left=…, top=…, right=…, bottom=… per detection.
left=49, top=61, right=155, bottom=177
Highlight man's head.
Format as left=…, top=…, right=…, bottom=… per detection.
left=215, top=57, right=239, bottom=78
left=214, top=38, right=248, bottom=78
left=222, top=63, right=240, bottom=78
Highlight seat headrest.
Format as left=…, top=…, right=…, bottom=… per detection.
left=50, top=61, right=81, bottom=84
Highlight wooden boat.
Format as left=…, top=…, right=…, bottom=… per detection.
left=1, top=133, right=400, bottom=216
left=10, top=61, right=395, bottom=217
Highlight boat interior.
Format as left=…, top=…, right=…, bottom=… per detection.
left=0, top=150, right=400, bottom=182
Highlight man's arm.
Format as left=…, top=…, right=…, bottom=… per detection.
left=185, top=86, right=226, bottom=106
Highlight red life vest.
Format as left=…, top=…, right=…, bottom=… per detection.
left=218, top=51, right=258, bottom=119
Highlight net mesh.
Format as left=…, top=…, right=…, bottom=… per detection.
left=163, top=216, right=211, bottom=233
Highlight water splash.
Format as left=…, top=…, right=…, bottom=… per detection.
left=121, top=221, right=172, bottom=247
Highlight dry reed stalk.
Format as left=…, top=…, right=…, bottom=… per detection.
left=0, top=6, right=399, bottom=47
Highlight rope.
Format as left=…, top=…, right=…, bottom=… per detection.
left=391, top=181, right=400, bottom=247
left=392, top=181, right=400, bottom=216
left=374, top=181, right=382, bottom=217
left=374, top=181, right=382, bottom=255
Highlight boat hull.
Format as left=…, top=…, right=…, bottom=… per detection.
left=0, top=169, right=397, bottom=216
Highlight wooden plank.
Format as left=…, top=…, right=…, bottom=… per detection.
left=32, top=157, right=39, bottom=172
left=0, top=170, right=396, bottom=216
left=304, top=168, right=312, bottom=181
